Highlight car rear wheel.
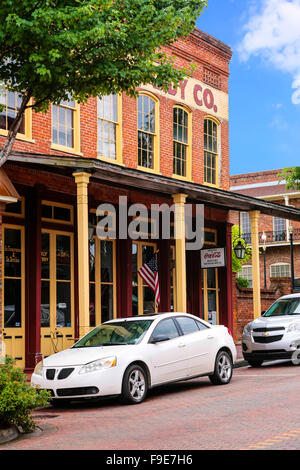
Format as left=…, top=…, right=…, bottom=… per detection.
left=209, top=350, right=233, bottom=385
left=121, top=364, right=148, bottom=404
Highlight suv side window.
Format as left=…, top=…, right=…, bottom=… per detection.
left=176, top=317, right=199, bottom=335
left=151, top=318, right=179, bottom=340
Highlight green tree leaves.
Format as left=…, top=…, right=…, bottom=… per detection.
left=280, top=167, right=300, bottom=191
left=0, top=0, right=207, bottom=164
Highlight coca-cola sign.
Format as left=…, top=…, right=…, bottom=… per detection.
left=201, top=248, right=226, bottom=268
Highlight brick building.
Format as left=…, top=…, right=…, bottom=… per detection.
left=0, top=27, right=299, bottom=370
left=230, top=169, right=300, bottom=340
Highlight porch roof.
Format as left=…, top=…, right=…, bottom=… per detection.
left=8, top=151, right=300, bottom=222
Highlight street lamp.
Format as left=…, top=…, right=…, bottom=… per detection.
left=289, top=225, right=295, bottom=291
left=233, top=240, right=246, bottom=260
left=261, top=232, right=267, bottom=289
left=233, top=212, right=247, bottom=260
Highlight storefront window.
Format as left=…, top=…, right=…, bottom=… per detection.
left=89, top=238, right=115, bottom=325
left=56, top=235, right=71, bottom=327
left=132, top=242, right=156, bottom=316
left=4, top=228, right=22, bottom=328
left=41, top=233, right=50, bottom=328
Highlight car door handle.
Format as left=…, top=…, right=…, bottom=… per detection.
left=178, top=343, right=186, bottom=348
left=207, top=335, right=215, bottom=340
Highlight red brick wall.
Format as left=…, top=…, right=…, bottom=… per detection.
left=232, top=272, right=291, bottom=342
left=0, top=29, right=231, bottom=191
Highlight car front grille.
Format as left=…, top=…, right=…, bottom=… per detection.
left=46, top=369, right=56, bottom=380
left=253, top=327, right=285, bottom=332
left=56, top=387, right=99, bottom=397
left=253, top=335, right=283, bottom=344
left=46, top=368, right=75, bottom=380
left=57, top=368, right=74, bottom=380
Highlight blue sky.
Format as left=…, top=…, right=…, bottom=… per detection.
left=196, top=0, right=300, bottom=176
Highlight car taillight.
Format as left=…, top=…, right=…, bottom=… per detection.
left=227, top=328, right=232, bottom=336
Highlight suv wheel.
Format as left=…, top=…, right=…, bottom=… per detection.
left=209, top=350, right=233, bottom=385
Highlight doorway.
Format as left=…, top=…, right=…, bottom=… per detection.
left=41, top=230, right=74, bottom=357
left=2, top=225, right=25, bottom=368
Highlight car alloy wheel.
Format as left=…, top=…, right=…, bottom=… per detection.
left=209, top=350, right=233, bottom=385
left=121, top=364, right=148, bottom=404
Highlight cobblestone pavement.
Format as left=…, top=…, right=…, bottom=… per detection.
left=2, top=360, right=300, bottom=450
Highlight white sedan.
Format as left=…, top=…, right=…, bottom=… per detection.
left=31, top=312, right=237, bottom=406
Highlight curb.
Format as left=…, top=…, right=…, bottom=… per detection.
left=0, top=425, right=19, bottom=445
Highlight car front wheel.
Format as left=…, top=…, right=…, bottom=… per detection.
left=121, top=364, right=148, bottom=404
left=209, top=350, right=233, bottom=385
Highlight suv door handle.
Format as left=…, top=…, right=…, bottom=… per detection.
left=207, top=335, right=215, bottom=340
left=178, top=343, right=186, bottom=348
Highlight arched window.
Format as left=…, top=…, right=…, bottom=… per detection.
left=204, top=117, right=219, bottom=186
left=97, top=94, right=122, bottom=163
left=137, top=93, right=159, bottom=172
left=173, top=106, right=191, bottom=179
left=52, top=97, right=80, bottom=154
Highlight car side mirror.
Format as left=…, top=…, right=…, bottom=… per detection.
left=150, top=334, right=170, bottom=344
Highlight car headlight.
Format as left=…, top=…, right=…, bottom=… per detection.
left=243, top=324, right=251, bottom=336
left=287, top=323, right=300, bottom=333
left=33, top=360, right=43, bottom=376
left=79, top=356, right=117, bottom=375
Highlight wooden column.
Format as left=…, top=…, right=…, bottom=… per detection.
left=25, top=187, right=42, bottom=370
left=172, top=193, right=187, bottom=313
left=249, top=210, right=261, bottom=319
left=73, top=172, right=90, bottom=338
left=226, top=222, right=233, bottom=332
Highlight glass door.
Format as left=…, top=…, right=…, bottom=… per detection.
left=2, top=225, right=25, bottom=368
left=202, top=268, right=219, bottom=325
left=41, top=230, right=74, bottom=357
left=132, top=242, right=157, bottom=315
left=89, top=238, right=116, bottom=327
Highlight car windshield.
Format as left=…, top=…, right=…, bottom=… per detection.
left=72, top=320, right=153, bottom=348
left=263, top=298, right=300, bottom=317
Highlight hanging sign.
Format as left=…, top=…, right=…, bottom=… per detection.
left=201, top=247, right=226, bottom=268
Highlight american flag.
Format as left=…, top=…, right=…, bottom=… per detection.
left=138, top=255, right=160, bottom=307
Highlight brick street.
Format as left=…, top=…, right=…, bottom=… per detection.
left=2, top=360, right=300, bottom=451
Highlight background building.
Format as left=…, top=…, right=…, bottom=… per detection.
left=230, top=169, right=300, bottom=340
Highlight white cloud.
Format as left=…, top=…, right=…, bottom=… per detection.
left=238, top=0, right=300, bottom=104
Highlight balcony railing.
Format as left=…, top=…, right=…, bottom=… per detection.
left=242, top=228, right=300, bottom=245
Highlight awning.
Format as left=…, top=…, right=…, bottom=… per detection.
left=0, top=167, right=20, bottom=203
left=8, top=151, right=300, bottom=222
